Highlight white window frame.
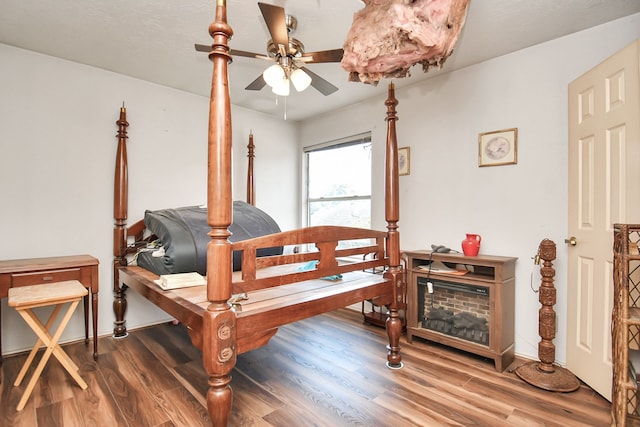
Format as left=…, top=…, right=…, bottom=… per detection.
left=303, top=132, right=372, bottom=229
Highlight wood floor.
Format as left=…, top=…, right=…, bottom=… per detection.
left=0, top=309, right=611, bottom=426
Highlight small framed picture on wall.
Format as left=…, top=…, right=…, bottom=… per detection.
left=398, top=146, right=410, bottom=176
left=478, top=128, right=518, bottom=167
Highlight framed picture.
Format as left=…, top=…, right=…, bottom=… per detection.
left=478, top=128, right=518, bottom=167
left=398, top=146, right=410, bottom=176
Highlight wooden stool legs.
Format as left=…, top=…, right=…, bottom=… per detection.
left=14, top=299, right=88, bottom=411
left=9, top=281, right=89, bottom=411
left=14, top=303, right=65, bottom=387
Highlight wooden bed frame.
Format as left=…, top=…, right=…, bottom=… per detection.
left=112, top=3, right=404, bottom=425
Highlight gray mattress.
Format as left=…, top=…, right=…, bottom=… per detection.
left=136, top=201, right=282, bottom=275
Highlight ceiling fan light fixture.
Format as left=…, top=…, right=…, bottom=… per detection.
left=291, top=68, right=312, bottom=92
left=271, top=78, right=290, bottom=96
left=263, top=63, right=285, bottom=88
left=198, top=3, right=341, bottom=98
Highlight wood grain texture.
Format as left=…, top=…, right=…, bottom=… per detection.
left=1, top=308, right=611, bottom=426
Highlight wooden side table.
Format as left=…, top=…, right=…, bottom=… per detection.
left=0, top=255, right=99, bottom=363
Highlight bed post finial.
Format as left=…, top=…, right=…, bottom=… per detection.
left=203, top=1, right=236, bottom=426
left=114, top=103, right=129, bottom=258
left=113, top=103, right=129, bottom=338
left=247, top=132, right=256, bottom=205
left=384, top=81, right=404, bottom=369
left=385, top=82, right=399, bottom=237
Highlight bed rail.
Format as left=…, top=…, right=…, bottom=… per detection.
left=232, top=225, right=388, bottom=293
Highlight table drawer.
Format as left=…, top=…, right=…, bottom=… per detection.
left=11, top=268, right=82, bottom=287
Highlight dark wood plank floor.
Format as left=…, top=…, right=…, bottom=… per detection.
left=0, top=309, right=611, bottom=426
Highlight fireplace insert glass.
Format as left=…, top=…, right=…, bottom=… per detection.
left=417, top=276, right=490, bottom=346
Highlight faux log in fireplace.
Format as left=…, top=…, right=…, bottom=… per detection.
left=405, top=250, right=517, bottom=372
left=420, top=278, right=490, bottom=346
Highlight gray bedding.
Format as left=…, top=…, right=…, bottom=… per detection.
left=136, top=201, right=282, bottom=275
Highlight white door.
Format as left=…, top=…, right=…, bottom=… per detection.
left=567, top=39, right=640, bottom=401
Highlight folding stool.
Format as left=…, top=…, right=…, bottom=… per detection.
left=8, top=280, right=88, bottom=411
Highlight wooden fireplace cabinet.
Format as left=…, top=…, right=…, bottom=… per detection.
left=404, top=250, right=517, bottom=372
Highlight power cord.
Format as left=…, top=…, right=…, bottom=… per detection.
left=426, top=251, right=434, bottom=308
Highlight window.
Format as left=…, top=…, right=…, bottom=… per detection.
left=305, top=133, right=372, bottom=231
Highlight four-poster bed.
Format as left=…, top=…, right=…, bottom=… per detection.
left=112, top=2, right=404, bottom=425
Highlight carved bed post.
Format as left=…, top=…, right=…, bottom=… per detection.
left=203, top=1, right=236, bottom=426
left=247, top=132, right=255, bottom=205
left=384, top=82, right=404, bottom=369
left=113, top=103, right=129, bottom=338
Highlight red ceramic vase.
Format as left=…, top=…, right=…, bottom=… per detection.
left=462, top=233, right=481, bottom=256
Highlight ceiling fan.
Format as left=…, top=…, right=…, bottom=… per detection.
left=195, top=2, right=343, bottom=96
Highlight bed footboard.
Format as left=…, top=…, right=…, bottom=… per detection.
left=229, top=225, right=404, bottom=365
left=232, top=225, right=388, bottom=292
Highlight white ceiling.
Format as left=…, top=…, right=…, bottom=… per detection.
left=2, top=1, right=639, bottom=122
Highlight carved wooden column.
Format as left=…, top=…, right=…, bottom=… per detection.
left=113, top=103, right=129, bottom=338
left=515, top=239, right=579, bottom=391
left=384, top=82, right=404, bottom=369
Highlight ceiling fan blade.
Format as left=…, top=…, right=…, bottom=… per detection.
left=300, top=67, right=338, bottom=96
left=301, top=49, right=344, bottom=64
left=230, top=49, right=273, bottom=61
left=197, top=44, right=272, bottom=61
left=245, top=75, right=267, bottom=91
left=194, top=43, right=211, bottom=52
left=258, top=2, right=289, bottom=55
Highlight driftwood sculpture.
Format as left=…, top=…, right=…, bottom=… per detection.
left=341, top=0, right=471, bottom=84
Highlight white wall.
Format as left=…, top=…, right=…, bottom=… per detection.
left=300, top=13, right=640, bottom=364
left=0, top=44, right=298, bottom=355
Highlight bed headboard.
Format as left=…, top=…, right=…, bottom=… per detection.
left=112, top=121, right=257, bottom=270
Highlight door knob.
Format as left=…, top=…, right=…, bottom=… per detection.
left=564, top=236, right=577, bottom=246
